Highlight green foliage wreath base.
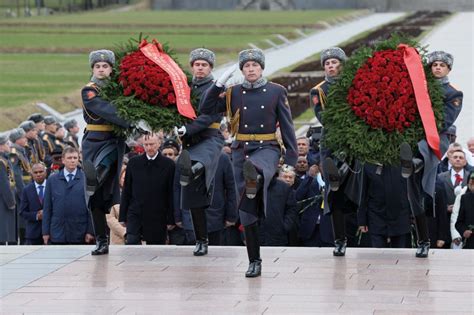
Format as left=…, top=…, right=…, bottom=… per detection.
left=99, top=35, right=197, bottom=136
left=321, top=34, right=444, bottom=165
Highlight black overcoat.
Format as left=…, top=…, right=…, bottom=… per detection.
left=119, top=153, right=175, bottom=244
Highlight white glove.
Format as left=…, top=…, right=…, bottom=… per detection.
left=137, top=120, right=151, bottom=133
left=216, top=64, right=238, bottom=88
left=174, top=126, right=186, bottom=137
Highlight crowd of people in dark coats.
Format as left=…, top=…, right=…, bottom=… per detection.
left=1, top=118, right=473, bottom=249
left=1, top=46, right=474, bottom=255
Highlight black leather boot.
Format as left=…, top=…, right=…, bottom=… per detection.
left=193, top=240, right=209, bottom=256
left=82, top=160, right=98, bottom=196
left=191, top=208, right=209, bottom=256
left=414, top=213, right=430, bottom=258
left=400, top=142, right=414, bottom=178
left=244, top=223, right=262, bottom=278
left=91, top=236, right=109, bottom=255
left=243, top=160, right=262, bottom=199
left=333, top=238, right=347, bottom=257
left=323, top=157, right=341, bottom=191
left=178, top=150, right=204, bottom=186
left=412, top=158, right=424, bottom=174
left=416, top=241, right=430, bottom=258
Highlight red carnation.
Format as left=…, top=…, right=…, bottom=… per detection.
left=347, top=49, right=417, bottom=133
left=119, top=50, right=178, bottom=107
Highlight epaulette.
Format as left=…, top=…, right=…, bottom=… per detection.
left=449, top=83, right=460, bottom=91
left=86, top=82, right=98, bottom=88
left=42, top=134, right=49, bottom=141
left=313, top=80, right=326, bottom=90
left=269, top=81, right=285, bottom=89
left=10, top=147, right=17, bottom=155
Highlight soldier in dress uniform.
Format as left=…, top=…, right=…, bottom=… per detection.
left=41, top=116, right=59, bottom=167
left=175, top=48, right=224, bottom=256
left=309, top=47, right=360, bottom=256
left=201, top=49, right=297, bottom=277
left=28, top=113, right=46, bottom=137
left=400, top=51, right=463, bottom=257
left=81, top=49, right=132, bottom=255
left=19, top=120, right=40, bottom=165
left=26, top=114, right=46, bottom=162
left=9, top=128, right=32, bottom=244
left=0, top=134, right=17, bottom=244
left=9, top=128, right=32, bottom=191
left=54, top=123, right=68, bottom=153
left=64, top=118, right=80, bottom=149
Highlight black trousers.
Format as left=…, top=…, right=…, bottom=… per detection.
left=25, top=238, right=43, bottom=245
left=370, top=233, right=408, bottom=248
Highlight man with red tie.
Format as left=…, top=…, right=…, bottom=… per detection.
left=20, top=163, right=47, bottom=245
left=437, top=149, right=473, bottom=248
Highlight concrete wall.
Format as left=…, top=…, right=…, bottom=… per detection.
left=151, top=0, right=473, bottom=11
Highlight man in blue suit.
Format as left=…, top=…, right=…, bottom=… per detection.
left=42, top=146, right=94, bottom=245
left=20, top=163, right=47, bottom=245
left=296, top=163, right=334, bottom=247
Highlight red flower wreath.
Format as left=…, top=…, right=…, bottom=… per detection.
left=347, top=49, right=417, bottom=133
left=119, top=50, right=177, bottom=106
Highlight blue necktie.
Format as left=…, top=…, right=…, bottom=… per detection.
left=38, top=185, right=44, bottom=203
left=67, top=174, right=74, bottom=182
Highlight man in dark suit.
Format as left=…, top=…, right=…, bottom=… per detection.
left=174, top=151, right=238, bottom=245
left=455, top=172, right=474, bottom=249
left=204, top=151, right=238, bottom=245
left=119, top=133, right=175, bottom=245
left=296, top=163, right=333, bottom=247
left=358, top=164, right=411, bottom=248
left=258, top=173, right=298, bottom=246
left=20, top=163, right=47, bottom=245
left=437, top=149, right=472, bottom=248
left=42, top=146, right=94, bottom=245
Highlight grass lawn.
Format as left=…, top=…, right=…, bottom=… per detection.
left=0, top=9, right=357, bottom=130
left=1, top=10, right=354, bottom=25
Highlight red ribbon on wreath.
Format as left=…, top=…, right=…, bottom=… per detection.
left=140, top=40, right=196, bottom=119
left=398, top=44, right=441, bottom=160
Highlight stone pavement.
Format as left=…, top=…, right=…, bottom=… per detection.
left=421, top=12, right=474, bottom=146
left=0, top=246, right=473, bottom=314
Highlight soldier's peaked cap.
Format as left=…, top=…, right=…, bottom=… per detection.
left=9, top=128, right=26, bottom=143
left=27, top=113, right=44, bottom=123
left=44, top=116, right=57, bottom=125
left=19, top=120, right=36, bottom=132
left=0, top=133, right=9, bottom=145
